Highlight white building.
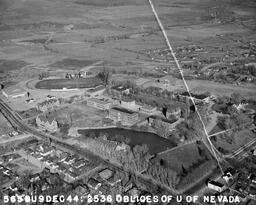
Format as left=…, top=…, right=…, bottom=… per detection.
left=208, top=180, right=225, bottom=192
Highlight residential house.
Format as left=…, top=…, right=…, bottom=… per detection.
left=87, top=178, right=101, bottom=190
left=99, top=169, right=113, bottom=181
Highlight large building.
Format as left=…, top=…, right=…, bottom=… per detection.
left=2, top=86, right=27, bottom=99
left=36, top=115, right=58, bottom=132
left=107, top=85, right=130, bottom=100
left=109, top=106, right=138, bottom=126
left=87, top=98, right=112, bottom=110
left=119, top=99, right=136, bottom=110
left=147, top=115, right=178, bottom=131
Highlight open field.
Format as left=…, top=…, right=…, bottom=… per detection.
left=51, top=103, right=107, bottom=127
left=212, top=129, right=256, bottom=154
left=35, top=77, right=102, bottom=89
left=49, top=58, right=95, bottom=70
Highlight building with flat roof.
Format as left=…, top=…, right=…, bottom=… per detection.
left=208, top=180, right=225, bottom=192
left=2, top=86, right=27, bottom=99
left=87, top=98, right=112, bottom=110
left=109, top=106, right=138, bottom=126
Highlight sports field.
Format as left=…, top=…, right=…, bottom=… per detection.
left=35, top=77, right=102, bottom=89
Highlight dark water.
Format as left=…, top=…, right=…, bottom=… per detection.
left=78, top=128, right=176, bottom=154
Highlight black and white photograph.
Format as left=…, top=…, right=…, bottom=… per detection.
left=0, top=0, right=256, bottom=204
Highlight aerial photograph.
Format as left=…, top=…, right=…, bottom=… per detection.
left=0, top=0, right=255, bottom=204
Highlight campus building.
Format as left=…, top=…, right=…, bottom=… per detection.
left=147, top=115, right=178, bottom=131
left=109, top=107, right=138, bottom=126
left=87, top=98, right=112, bottom=110
left=107, top=85, right=130, bottom=100
left=36, top=115, right=58, bottom=132
left=139, top=105, right=157, bottom=115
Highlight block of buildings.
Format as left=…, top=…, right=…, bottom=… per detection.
left=36, top=115, right=58, bottom=132
left=2, top=86, right=27, bottom=99
left=86, top=98, right=112, bottom=110
left=109, top=106, right=138, bottom=126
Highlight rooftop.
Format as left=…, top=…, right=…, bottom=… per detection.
left=208, top=180, right=224, bottom=187
left=87, top=97, right=111, bottom=105
left=111, top=106, right=135, bottom=115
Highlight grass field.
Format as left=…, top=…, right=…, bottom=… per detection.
left=49, top=58, right=95, bottom=70
left=50, top=103, right=106, bottom=127
left=0, top=59, right=28, bottom=73
left=35, top=77, right=102, bottom=89
left=158, top=142, right=214, bottom=173
left=212, top=129, right=255, bottom=154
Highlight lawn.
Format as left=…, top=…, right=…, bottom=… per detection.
left=212, top=129, right=255, bottom=154
left=157, top=141, right=214, bottom=173
left=49, top=58, right=94, bottom=70
left=0, top=59, right=28, bottom=73
left=35, top=77, right=102, bottom=89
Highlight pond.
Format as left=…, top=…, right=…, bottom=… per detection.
left=78, top=128, right=176, bottom=154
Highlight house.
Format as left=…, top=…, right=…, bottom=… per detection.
left=74, top=185, right=90, bottom=196
left=87, top=178, right=101, bottom=190
left=109, top=106, right=139, bottom=126
left=98, top=169, right=113, bottom=180
left=208, top=180, right=225, bottom=192
left=115, top=143, right=129, bottom=152
left=86, top=98, right=112, bottom=110
left=36, top=115, right=58, bottom=132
